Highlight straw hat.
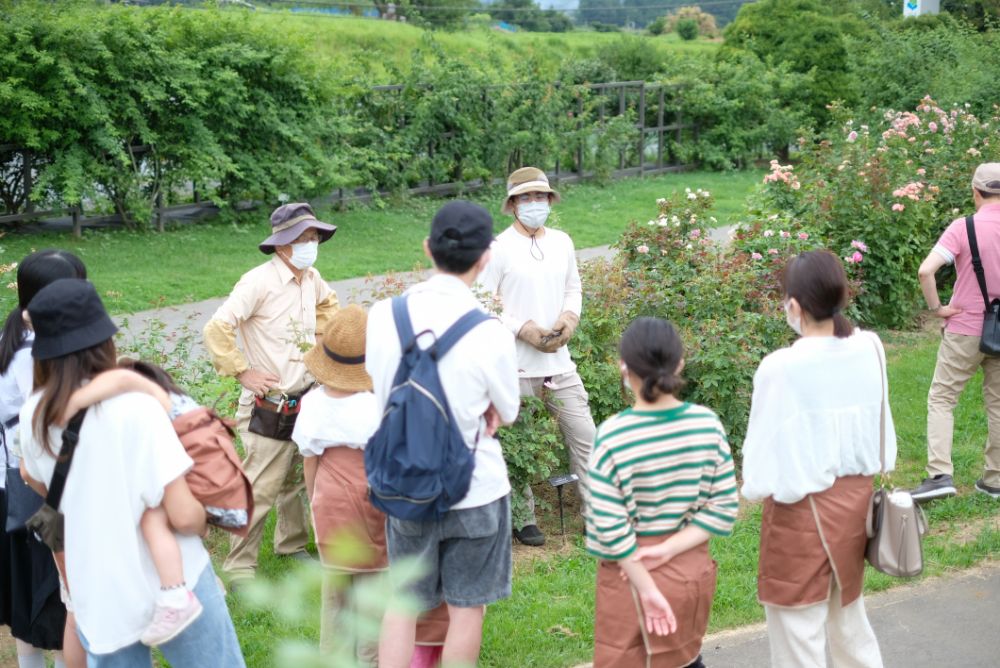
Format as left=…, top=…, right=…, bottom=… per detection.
left=304, top=305, right=373, bottom=393
left=501, top=167, right=561, bottom=214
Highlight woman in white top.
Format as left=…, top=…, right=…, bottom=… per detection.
left=18, top=278, right=245, bottom=667
left=1, top=249, right=87, bottom=668
left=741, top=250, right=896, bottom=668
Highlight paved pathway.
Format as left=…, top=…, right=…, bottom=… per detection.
left=114, top=225, right=736, bottom=353
left=570, top=562, right=1000, bottom=668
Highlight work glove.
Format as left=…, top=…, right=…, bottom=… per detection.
left=539, top=311, right=580, bottom=352
left=518, top=320, right=556, bottom=353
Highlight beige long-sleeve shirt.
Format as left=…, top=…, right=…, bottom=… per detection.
left=203, top=256, right=339, bottom=393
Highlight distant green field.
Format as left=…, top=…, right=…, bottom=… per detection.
left=246, top=12, right=719, bottom=83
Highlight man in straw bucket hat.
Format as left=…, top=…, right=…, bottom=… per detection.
left=203, top=202, right=339, bottom=584
left=913, top=163, right=1000, bottom=502
left=478, top=167, right=596, bottom=547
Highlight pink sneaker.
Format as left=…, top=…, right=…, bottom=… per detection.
left=140, top=591, right=204, bottom=646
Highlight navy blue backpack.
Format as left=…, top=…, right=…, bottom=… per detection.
left=365, top=295, right=491, bottom=521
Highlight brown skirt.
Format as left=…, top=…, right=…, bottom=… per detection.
left=594, top=537, right=717, bottom=668
left=311, top=447, right=388, bottom=573
left=758, top=475, right=873, bottom=608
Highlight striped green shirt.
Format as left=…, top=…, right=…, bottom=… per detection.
left=585, top=403, right=739, bottom=560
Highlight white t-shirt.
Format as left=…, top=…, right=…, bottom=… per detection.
left=477, top=226, right=583, bottom=379
left=19, top=392, right=210, bottom=655
left=366, top=274, right=520, bottom=510
left=740, top=330, right=898, bottom=504
left=0, top=332, right=34, bottom=482
left=292, top=388, right=380, bottom=457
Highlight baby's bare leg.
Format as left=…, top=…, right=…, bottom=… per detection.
left=141, top=506, right=184, bottom=588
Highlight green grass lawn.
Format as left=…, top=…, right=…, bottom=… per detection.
left=0, top=170, right=760, bottom=316
left=215, top=328, right=1000, bottom=668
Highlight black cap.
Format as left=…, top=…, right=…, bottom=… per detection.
left=28, top=279, right=118, bottom=361
left=430, top=200, right=494, bottom=252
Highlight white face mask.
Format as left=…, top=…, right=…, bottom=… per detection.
left=784, top=300, right=802, bottom=335
left=621, top=363, right=632, bottom=394
left=288, top=241, right=318, bottom=270
left=517, top=201, right=550, bottom=230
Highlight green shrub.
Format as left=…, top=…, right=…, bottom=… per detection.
left=665, top=52, right=811, bottom=169
left=0, top=1, right=342, bottom=227
left=723, top=0, right=874, bottom=125
left=497, top=397, right=564, bottom=529
left=676, top=18, right=700, bottom=40
left=665, top=6, right=719, bottom=38
left=647, top=16, right=667, bottom=36
left=750, top=98, right=1000, bottom=328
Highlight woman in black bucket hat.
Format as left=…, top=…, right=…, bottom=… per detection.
left=18, top=279, right=246, bottom=667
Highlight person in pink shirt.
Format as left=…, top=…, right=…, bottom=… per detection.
left=913, top=163, right=1000, bottom=501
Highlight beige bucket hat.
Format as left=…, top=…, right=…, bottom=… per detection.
left=501, top=167, right=561, bottom=214
left=973, top=163, right=1000, bottom=195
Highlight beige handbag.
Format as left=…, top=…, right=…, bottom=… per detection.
left=865, top=336, right=926, bottom=577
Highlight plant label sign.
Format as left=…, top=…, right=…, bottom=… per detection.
left=903, top=0, right=939, bottom=17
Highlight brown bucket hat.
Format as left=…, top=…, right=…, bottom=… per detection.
left=259, top=202, right=337, bottom=255
left=501, top=167, right=561, bottom=214
left=304, top=304, right=373, bottom=393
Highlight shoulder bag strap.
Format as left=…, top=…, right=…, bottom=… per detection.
left=869, top=334, right=887, bottom=477
left=967, top=215, right=991, bottom=311
left=44, top=409, right=87, bottom=510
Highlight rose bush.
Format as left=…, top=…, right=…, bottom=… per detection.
left=756, top=97, right=1000, bottom=327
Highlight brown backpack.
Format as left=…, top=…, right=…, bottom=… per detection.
left=173, top=407, right=254, bottom=537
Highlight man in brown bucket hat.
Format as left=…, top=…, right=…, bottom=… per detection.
left=203, top=202, right=340, bottom=584
left=479, top=167, right=595, bottom=547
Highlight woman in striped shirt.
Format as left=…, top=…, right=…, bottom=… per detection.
left=586, top=317, right=739, bottom=668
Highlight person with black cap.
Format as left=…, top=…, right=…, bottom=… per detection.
left=18, top=279, right=245, bottom=666
left=365, top=200, right=520, bottom=668
left=203, top=202, right=339, bottom=584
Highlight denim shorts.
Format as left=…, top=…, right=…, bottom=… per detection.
left=386, top=495, right=512, bottom=610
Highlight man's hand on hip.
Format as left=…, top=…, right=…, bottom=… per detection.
left=238, top=368, right=280, bottom=397
left=931, top=304, right=963, bottom=319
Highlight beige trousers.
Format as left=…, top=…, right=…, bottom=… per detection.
left=223, top=399, right=309, bottom=578
left=927, top=331, right=1000, bottom=486
left=764, top=583, right=882, bottom=668
left=518, top=370, right=595, bottom=528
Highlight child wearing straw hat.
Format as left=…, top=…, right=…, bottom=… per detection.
left=294, top=305, right=450, bottom=667
left=293, top=305, right=384, bottom=663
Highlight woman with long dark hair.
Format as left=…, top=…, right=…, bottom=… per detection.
left=1, top=249, right=86, bottom=668
left=18, top=278, right=245, bottom=667
left=742, top=250, right=896, bottom=667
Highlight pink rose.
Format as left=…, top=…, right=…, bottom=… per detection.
left=751, top=252, right=763, bottom=260
left=928, top=122, right=938, bottom=132
left=847, top=131, right=858, bottom=143
left=798, top=232, right=809, bottom=240
left=851, top=240, right=869, bottom=252
left=768, top=248, right=779, bottom=255
left=637, top=244, right=649, bottom=254
left=917, top=168, right=926, bottom=176
left=851, top=251, right=864, bottom=264
left=892, top=203, right=905, bottom=212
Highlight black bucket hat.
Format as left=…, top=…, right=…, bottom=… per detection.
left=28, top=279, right=118, bottom=361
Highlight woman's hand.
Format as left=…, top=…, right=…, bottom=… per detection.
left=634, top=539, right=675, bottom=572
left=638, top=585, right=677, bottom=636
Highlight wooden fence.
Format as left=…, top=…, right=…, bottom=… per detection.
left=0, top=81, right=697, bottom=235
